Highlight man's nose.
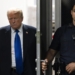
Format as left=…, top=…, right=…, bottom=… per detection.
left=12, top=19, right=15, bottom=23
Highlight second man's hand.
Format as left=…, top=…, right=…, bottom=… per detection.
left=42, top=59, right=48, bottom=73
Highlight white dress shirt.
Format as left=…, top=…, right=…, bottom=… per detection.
left=11, top=25, right=23, bottom=67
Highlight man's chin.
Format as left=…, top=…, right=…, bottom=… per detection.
left=12, top=26, right=18, bottom=29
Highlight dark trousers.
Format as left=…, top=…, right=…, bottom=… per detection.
left=10, top=68, right=23, bottom=75
left=11, top=71, right=18, bottom=75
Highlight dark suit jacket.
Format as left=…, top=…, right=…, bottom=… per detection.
left=0, top=24, right=36, bottom=75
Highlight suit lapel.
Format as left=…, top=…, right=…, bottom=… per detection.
left=4, top=26, right=11, bottom=66
left=23, top=25, right=29, bottom=59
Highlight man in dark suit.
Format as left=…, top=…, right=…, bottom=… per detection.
left=0, top=8, right=36, bottom=75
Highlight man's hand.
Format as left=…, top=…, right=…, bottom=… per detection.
left=66, top=62, right=75, bottom=74
left=41, top=59, right=48, bottom=73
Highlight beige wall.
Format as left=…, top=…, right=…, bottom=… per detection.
left=27, top=7, right=36, bottom=27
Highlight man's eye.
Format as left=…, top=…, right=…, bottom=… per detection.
left=14, top=18, right=17, bottom=19
left=14, top=18, right=18, bottom=19
left=9, top=18, right=12, bottom=20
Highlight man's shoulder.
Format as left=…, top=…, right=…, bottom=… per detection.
left=58, top=25, right=67, bottom=29
left=23, top=24, right=36, bottom=29
left=0, top=25, right=10, bottom=31
left=23, top=24, right=36, bottom=31
left=56, top=25, right=68, bottom=32
left=54, top=26, right=68, bottom=37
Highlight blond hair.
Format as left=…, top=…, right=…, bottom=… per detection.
left=7, top=8, right=23, bottom=18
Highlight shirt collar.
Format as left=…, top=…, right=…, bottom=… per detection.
left=11, top=24, right=23, bottom=33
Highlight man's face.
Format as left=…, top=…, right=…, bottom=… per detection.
left=7, top=12, right=23, bottom=29
left=71, top=5, right=75, bottom=21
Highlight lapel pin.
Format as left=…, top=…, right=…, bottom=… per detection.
left=26, top=31, right=28, bottom=34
